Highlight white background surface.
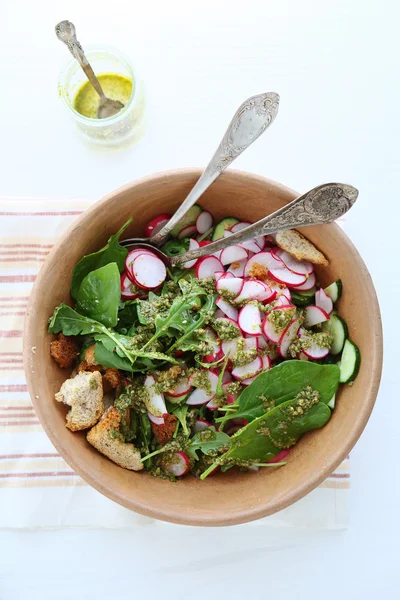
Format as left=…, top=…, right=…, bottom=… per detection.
left=1, top=0, right=398, bottom=598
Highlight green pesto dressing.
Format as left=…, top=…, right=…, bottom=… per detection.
left=74, top=73, right=133, bottom=119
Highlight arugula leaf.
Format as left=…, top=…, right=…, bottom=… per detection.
left=70, top=218, right=131, bottom=299
left=76, top=263, right=120, bottom=327
left=218, top=361, right=340, bottom=425
left=187, top=427, right=231, bottom=461
left=94, top=342, right=135, bottom=372
left=201, top=396, right=331, bottom=479
left=171, top=404, right=190, bottom=437
left=168, top=294, right=216, bottom=354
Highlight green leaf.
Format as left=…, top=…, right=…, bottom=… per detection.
left=48, top=303, right=106, bottom=337
left=201, top=396, right=331, bottom=479
left=219, top=361, right=340, bottom=424
left=171, top=404, right=190, bottom=437
left=76, top=263, right=120, bottom=328
left=70, top=219, right=131, bottom=299
left=115, top=301, right=138, bottom=333
left=187, top=427, right=231, bottom=461
left=94, top=342, right=135, bottom=372
left=168, top=295, right=216, bottom=354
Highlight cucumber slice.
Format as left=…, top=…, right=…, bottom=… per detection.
left=170, top=205, right=202, bottom=238
left=327, top=394, right=336, bottom=409
left=324, top=279, right=342, bottom=303
left=339, top=339, right=361, bottom=383
left=212, top=217, right=240, bottom=241
left=165, top=393, right=189, bottom=404
left=291, top=287, right=316, bottom=306
left=322, top=314, right=348, bottom=355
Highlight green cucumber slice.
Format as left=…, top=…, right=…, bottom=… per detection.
left=324, top=279, right=343, bottom=303
left=339, top=339, right=361, bottom=383
left=291, top=287, right=316, bottom=306
left=322, top=314, right=348, bottom=355
left=170, top=205, right=202, bottom=238
left=212, top=217, right=240, bottom=241
left=327, top=394, right=336, bottom=409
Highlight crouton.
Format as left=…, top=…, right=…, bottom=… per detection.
left=87, top=407, right=143, bottom=471
left=275, top=230, right=329, bottom=266
left=151, top=413, right=178, bottom=445
left=55, top=371, right=104, bottom=431
left=102, top=368, right=122, bottom=393
left=50, top=334, right=79, bottom=368
left=82, top=344, right=98, bottom=366
left=77, top=361, right=102, bottom=374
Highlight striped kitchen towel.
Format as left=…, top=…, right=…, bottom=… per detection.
left=0, top=196, right=350, bottom=529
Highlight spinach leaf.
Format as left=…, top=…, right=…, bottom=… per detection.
left=218, top=361, right=340, bottom=424
left=76, top=263, right=120, bottom=328
left=201, top=396, right=331, bottom=479
left=94, top=342, right=135, bottom=372
left=116, top=301, right=138, bottom=333
left=187, top=427, right=231, bottom=461
left=70, top=218, right=131, bottom=299
left=162, top=238, right=190, bottom=257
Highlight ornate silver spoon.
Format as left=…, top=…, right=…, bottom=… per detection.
left=121, top=183, right=358, bottom=266
left=121, top=91, right=280, bottom=247
left=55, top=20, right=124, bottom=119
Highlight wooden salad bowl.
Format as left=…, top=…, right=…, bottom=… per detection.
left=23, top=169, right=383, bottom=526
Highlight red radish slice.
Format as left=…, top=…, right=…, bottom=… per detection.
left=199, top=240, right=212, bottom=247
left=177, top=225, right=197, bottom=239
left=232, top=357, right=263, bottom=381
left=145, top=213, right=171, bottom=238
left=230, top=221, right=252, bottom=232
left=120, top=273, right=140, bottom=299
left=227, top=259, right=246, bottom=277
left=216, top=297, right=238, bottom=321
left=239, top=239, right=262, bottom=254
left=182, top=238, right=200, bottom=270
left=221, top=338, right=241, bottom=358
left=148, top=412, right=165, bottom=425
left=274, top=248, right=314, bottom=275
left=196, top=211, right=213, bottom=234
left=241, top=374, right=259, bottom=386
left=214, top=308, right=225, bottom=319
left=268, top=449, right=290, bottom=463
left=222, top=381, right=240, bottom=404
left=315, top=288, right=333, bottom=314
left=186, top=388, right=213, bottom=405
left=268, top=266, right=307, bottom=287
left=278, top=318, right=301, bottom=358
left=196, top=256, right=224, bottom=279
left=294, top=272, right=316, bottom=291
left=166, top=379, right=192, bottom=398
left=164, top=451, right=190, bottom=477
left=189, top=370, right=219, bottom=393
left=222, top=370, right=232, bottom=383
left=216, top=277, right=244, bottom=297
left=125, top=248, right=155, bottom=281
left=234, top=280, right=273, bottom=303
left=218, top=271, right=234, bottom=280
left=256, top=335, right=268, bottom=349
left=144, top=375, right=167, bottom=416
left=214, top=316, right=241, bottom=336
left=193, top=419, right=212, bottom=433
left=303, top=305, right=330, bottom=328
left=230, top=222, right=265, bottom=250
left=301, top=343, right=330, bottom=360
left=261, top=354, right=271, bottom=370
left=238, top=304, right=262, bottom=336
left=274, top=294, right=293, bottom=307
left=244, top=252, right=283, bottom=277
left=214, top=271, right=226, bottom=281
left=262, top=306, right=296, bottom=343
left=131, top=253, right=167, bottom=290
left=254, top=236, right=266, bottom=251
left=220, top=245, right=248, bottom=266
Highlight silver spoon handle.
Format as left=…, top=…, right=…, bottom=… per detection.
left=170, top=183, right=358, bottom=266
left=150, top=92, right=280, bottom=246
left=55, top=20, right=106, bottom=101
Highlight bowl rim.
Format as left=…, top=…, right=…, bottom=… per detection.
left=23, top=168, right=383, bottom=526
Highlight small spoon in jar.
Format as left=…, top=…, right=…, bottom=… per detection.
left=55, top=20, right=124, bottom=119
left=121, top=182, right=359, bottom=267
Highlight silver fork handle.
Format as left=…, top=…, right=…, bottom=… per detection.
left=170, top=183, right=358, bottom=266
left=150, top=92, right=280, bottom=245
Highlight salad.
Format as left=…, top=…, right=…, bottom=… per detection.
left=48, top=204, right=360, bottom=480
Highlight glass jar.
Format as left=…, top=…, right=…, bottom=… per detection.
left=58, top=46, right=144, bottom=146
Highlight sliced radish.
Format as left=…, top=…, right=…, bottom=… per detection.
left=221, top=338, right=241, bottom=358
left=193, top=419, right=212, bottom=433
left=232, top=357, right=263, bottom=381
left=238, top=304, right=262, bottom=336
left=227, top=259, right=246, bottom=277
left=148, top=412, right=165, bottom=425
left=222, top=369, right=232, bottom=383
left=303, top=305, right=330, bottom=328
left=241, top=374, right=259, bottom=386
left=131, top=253, right=167, bottom=290
left=214, top=308, right=225, bottom=319
left=299, top=330, right=330, bottom=360
left=164, top=451, right=190, bottom=477
left=244, top=252, right=283, bottom=277
left=239, top=239, right=262, bottom=254
left=294, top=272, right=316, bottom=291
left=255, top=335, right=268, bottom=349
left=261, top=354, right=271, bottom=370
left=274, top=294, right=293, bottom=307
left=315, top=288, right=333, bottom=315
left=268, top=266, right=307, bottom=287
left=230, top=222, right=265, bottom=250
left=177, top=225, right=197, bottom=239
left=199, top=240, right=212, bottom=247
left=278, top=318, right=301, bottom=358
left=196, top=256, right=224, bottom=279
left=234, top=280, right=273, bottom=303
left=230, top=221, right=252, bottom=232
left=189, top=370, right=219, bottom=393
left=268, top=449, right=290, bottom=463
left=274, top=248, right=314, bottom=275
left=214, top=316, right=241, bottom=336
left=218, top=271, right=234, bottom=279
left=144, top=375, right=167, bottom=416
left=262, top=306, right=296, bottom=344
left=216, top=276, right=244, bottom=297
left=222, top=381, right=240, bottom=404
left=181, top=238, right=200, bottom=270
left=120, top=273, right=140, bottom=299
left=214, top=271, right=226, bottom=281
left=166, top=379, right=192, bottom=398
left=220, top=245, right=248, bottom=266
left=196, top=211, right=213, bottom=234
left=125, top=248, right=155, bottom=281
left=216, top=297, right=238, bottom=321
left=145, top=213, right=171, bottom=238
